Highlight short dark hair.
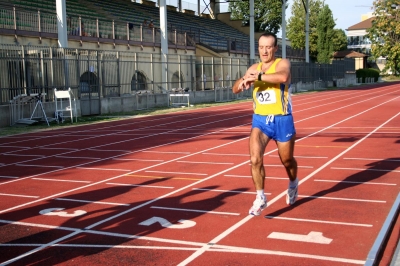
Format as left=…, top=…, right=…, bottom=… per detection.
left=258, top=32, right=278, bottom=47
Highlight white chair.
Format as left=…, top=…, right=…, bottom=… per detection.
left=54, top=88, right=77, bottom=123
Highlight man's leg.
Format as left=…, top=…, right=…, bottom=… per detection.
left=248, top=127, right=270, bottom=215
left=276, top=135, right=297, bottom=181
left=276, top=136, right=298, bottom=205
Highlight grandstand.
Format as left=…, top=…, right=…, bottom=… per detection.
left=0, top=0, right=355, bottom=128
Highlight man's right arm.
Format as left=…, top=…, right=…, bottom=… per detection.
left=232, top=65, right=258, bottom=94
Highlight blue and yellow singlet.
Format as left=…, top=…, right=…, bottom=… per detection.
left=252, top=58, right=293, bottom=116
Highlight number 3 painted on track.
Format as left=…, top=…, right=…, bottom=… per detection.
left=39, top=208, right=87, bottom=217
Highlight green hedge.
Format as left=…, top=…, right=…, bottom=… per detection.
left=356, top=68, right=380, bottom=82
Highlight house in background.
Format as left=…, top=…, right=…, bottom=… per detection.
left=333, top=50, right=368, bottom=70
left=346, top=12, right=374, bottom=57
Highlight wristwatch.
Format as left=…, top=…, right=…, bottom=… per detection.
left=258, top=72, right=264, bottom=81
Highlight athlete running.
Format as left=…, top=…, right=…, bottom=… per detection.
left=232, top=32, right=298, bottom=216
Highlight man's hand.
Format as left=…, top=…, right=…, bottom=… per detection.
left=237, top=71, right=258, bottom=92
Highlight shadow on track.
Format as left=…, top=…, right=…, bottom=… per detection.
left=0, top=177, right=247, bottom=265
left=265, top=157, right=400, bottom=218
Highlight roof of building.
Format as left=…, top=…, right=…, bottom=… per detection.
left=346, top=17, right=375, bottom=31
left=333, top=50, right=368, bottom=58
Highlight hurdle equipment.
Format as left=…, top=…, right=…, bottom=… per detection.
left=169, top=92, right=190, bottom=107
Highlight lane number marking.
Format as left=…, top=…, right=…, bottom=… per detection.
left=267, top=231, right=332, bottom=244
left=139, top=216, right=196, bottom=229
left=39, top=208, right=87, bottom=217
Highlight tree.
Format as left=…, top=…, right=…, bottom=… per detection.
left=286, top=0, right=324, bottom=61
left=332, top=29, right=348, bottom=51
left=367, top=0, right=400, bottom=75
left=228, top=0, right=284, bottom=34
left=316, top=5, right=335, bottom=63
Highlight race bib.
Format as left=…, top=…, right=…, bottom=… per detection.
left=256, top=90, right=276, bottom=105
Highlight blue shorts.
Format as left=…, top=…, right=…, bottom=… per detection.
left=252, top=113, right=296, bottom=142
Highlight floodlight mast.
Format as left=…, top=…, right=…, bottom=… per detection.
left=302, top=0, right=310, bottom=63
left=281, top=0, right=287, bottom=59
left=250, top=0, right=255, bottom=62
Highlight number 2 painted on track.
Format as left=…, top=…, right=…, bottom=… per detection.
left=39, top=208, right=87, bottom=217
left=139, top=216, right=196, bottom=229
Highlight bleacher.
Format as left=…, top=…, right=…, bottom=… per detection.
left=0, top=0, right=304, bottom=58
left=84, top=0, right=251, bottom=52
left=1, top=0, right=252, bottom=52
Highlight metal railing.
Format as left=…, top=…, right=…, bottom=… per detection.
left=0, top=44, right=356, bottom=105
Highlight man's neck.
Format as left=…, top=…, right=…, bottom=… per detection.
left=261, top=58, right=276, bottom=72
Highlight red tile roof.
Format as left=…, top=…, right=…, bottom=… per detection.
left=346, top=17, right=375, bottom=30
left=333, top=50, right=368, bottom=58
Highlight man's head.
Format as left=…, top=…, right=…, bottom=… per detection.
left=258, top=32, right=278, bottom=63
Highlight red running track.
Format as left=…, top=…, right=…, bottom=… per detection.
left=0, top=83, right=399, bottom=265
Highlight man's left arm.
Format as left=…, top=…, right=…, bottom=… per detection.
left=258, top=59, right=291, bottom=84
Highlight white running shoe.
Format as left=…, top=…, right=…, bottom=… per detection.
left=286, top=179, right=298, bottom=205
left=249, top=195, right=267, bottom=216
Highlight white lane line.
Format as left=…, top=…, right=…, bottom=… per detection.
left=264, top=216, right=372, bottom=227
left=33, top=178, right=91, bottom=183
left=208, top=244, right=365, bottom=265
left=150, top=206, right=240, bottom=216
left=0, top=219, right=204, bottom=247
left=0, top=147, right=31, bottom=151
left=298, top=195, right=386, bottom=203
left=0, top=193, right=39, bottom=198
left=0, top=219, right=365, bottom=265
left=54, top=244, right=198, bottom=251
left=344, top=158, right=400, bottom=162
left=76, top=167, right=131, bottom=172
left=40, top=148, right=79, bottom=151
left=16, top=164, right=63, bottom=168
left=4, top=154, right=44, bottom=157
left=192, top=188, right=271, bottom=195
left=145, top=170, right=207, bottom=176
left=2, top=91, right=398, bottom=265
left=54, top=198, right=130, bottom=206
left=177, top=161, right=234, bottom=165
left=202, top=152, right=248, bottom=156
left=0, top=244, right=364, bottom=265
left=263, top=164, right=314, bottom=169
left=177, top=96, right=400, bottom=266
left=314, top=179, right=397, bottom=186
left=106, top=182, right=174, bottom=189
left=0, top=176, right=18, bottom=179
left=55, top=156, right=101, bottom=160
left=269, top=155, right=328, bottom=159
left=0, top=107, right=252, bottom=183
left=224, top=175, right=287, bottom=180
left=331, top=167, right=400, bottom=173
left=143, top=151, right=191, bottom=154
left=112, top=158, right=164, bottom=162
left=88, top=149, right=132, bottom=152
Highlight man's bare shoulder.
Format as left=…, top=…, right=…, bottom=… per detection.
left=276, top=58, right=291, bottom=70
left=247, top=63, right=260, bottom=72
left=277, top=58, right=290, bottom=65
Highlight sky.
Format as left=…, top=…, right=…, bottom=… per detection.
left=178, top=0, right=375, bottom=35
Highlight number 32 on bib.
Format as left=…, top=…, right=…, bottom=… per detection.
left=257, top=90, right=277, bottom=104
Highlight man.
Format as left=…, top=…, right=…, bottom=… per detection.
left=232, top=32, right=298, bottom=216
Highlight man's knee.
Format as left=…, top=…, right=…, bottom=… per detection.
left=282, top=156, right=296, bottom=168
left=250, top=154, right=263, bottom=167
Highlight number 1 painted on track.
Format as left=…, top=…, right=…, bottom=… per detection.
left=268, top=231, right=332, bottom=244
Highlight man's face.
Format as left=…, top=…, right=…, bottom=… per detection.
left=258, top=36, right=278, bottom=63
